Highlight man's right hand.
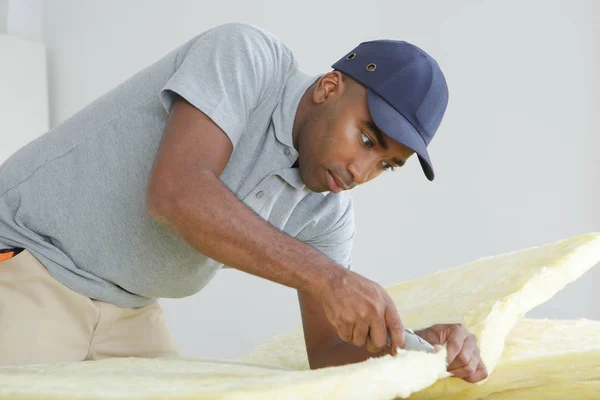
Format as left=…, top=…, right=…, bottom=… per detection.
left=314, top=268, right=406, bottom=355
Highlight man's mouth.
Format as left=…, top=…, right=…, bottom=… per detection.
left=327, top=170, right=348, bottom=193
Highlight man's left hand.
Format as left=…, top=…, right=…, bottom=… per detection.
left=414, top=324, right=488, bottom=383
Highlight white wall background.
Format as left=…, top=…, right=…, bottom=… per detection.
left=0, top=1, right=8, bottom=34
left=4, top=0, right=598, bottom=359
left=5, top=0, right=43, bottom=42
left=0, top=0, right=48, bottom=163
left=0, top=0, right=47, bottom=163
left=0, top=34, right=48, bottom=162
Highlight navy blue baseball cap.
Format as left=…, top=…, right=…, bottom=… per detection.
left=332, top=40, right=449, bottom=181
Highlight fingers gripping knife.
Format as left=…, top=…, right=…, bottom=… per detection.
left=388, top=328, right=436, bottom=353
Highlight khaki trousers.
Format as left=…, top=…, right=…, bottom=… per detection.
left=0, top=249, right=179, bottom=366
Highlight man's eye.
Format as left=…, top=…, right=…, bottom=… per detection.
left=382, top=161, right=395, bottom=172
left=361, top=132, right=374, bottom=148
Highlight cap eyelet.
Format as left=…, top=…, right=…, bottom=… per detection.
left=346, top=53, right=356, bottom=60
left=366, top=63, right=377, bottom=72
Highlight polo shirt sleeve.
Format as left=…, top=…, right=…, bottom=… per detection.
left=160, top=22, right=292, bottom=148
left=305, top=196, right=356, bottom=271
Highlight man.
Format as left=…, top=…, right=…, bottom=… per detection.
left=0, top=22, right=487, bottom=382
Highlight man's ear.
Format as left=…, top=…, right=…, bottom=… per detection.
left=312, top=71, right=345, bottom=104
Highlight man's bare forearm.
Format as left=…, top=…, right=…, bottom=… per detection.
left=308, top=340, right=391, bottom=369
left=146, top=170, right=344, bottom=296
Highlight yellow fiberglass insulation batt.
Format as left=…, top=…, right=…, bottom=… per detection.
left=1, top=233, right=600, bottom=399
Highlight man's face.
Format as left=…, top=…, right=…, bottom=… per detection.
left=296, top=72, right=415, bottom=193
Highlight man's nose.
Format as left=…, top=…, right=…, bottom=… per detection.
left=348, top=157, right=375, bottom=185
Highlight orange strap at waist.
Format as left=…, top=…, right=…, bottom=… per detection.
left=0, top=251, right=15, bottom=262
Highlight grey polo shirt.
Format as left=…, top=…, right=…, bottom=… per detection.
left=0, top=22, right=355, bottom=308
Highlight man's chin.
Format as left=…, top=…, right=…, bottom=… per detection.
left=298, top=169, right=328, bottom=193
left=303, top=180, right=328, bottom=193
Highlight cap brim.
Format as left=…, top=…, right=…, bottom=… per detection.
left=367, top=89, right=434, bottom=181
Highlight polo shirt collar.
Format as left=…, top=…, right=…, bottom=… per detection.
left=272, top=69, right=328, bottom=195
left=271, top=69, right=321, bottom=150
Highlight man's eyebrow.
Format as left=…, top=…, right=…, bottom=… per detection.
left=365, top=120, right=406, bottom=167
left=391, top=158, right=405, bottom=167
left=365, top=121, right=389, bottom=150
